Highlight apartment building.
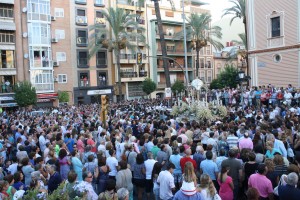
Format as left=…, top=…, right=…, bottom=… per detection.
left=213, top=43, right=246, bottom=78
left=0, top=0, right=16, bottom=106
left=146, top=0, right=209, bottom=97
left=108, top=0, right=149, bottom=101
left=247, top=0, right=300, bottom=87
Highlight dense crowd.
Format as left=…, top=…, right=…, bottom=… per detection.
left=0, top=85, right=300, bottom=200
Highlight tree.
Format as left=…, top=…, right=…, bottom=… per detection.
left=152, top=0, right=171, bottom=87
left=175, top=13, right=223, bottom=76
left=171, top=80, right=185, bottom=95
left=142, top=78, right=156, bottom=95
left=58, top=91, right=69, bottom=103
left=14, top=81, right=37, bottom=107
left=89, top=7, right=147, bottom=101
left=211, top=65, right=239, bottom=89
left=223, top=0, right=248, bottom=73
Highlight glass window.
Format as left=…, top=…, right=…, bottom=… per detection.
left=96, top=11, right=104, bottom=18
left=98, top=71, right=107, bottom=86
left=271, top=17, right=280, bottom=37
left=0, top=32, right=14, bottom=43
left=96, top=51, right=107, bottom=66
left=54, top=8, right=64, bottom=17
left=0, top=50, right=14, bottom=69
left=77, top=9, right=85, bottom=16
left=200, top=59, right=204, bottom=68
left=95, top=0, right=104, bottom=5
left=79, top=72, right=89, bottom=87
left=30, top=69, right=54, bottom=92
left=56, top=52, right=66, bottom=62
left=0, top=5, right=14, bottom=18
left=57, top=74, right=67, bottom=83
left=77, top=51, right=88, bottom=68
left=55, top=29, right=65, bottom=39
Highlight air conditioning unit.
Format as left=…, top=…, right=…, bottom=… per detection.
left=53, top=61, right=59, bottom=67
left=51, top=38, right=58, bottom=43
left=51, top=16, right=56, bottom=21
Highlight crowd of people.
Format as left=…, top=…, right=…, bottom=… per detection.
left=0, top=84, right=299, bottom=200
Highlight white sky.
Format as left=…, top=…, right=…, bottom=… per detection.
left=201, top=0, right=234, bottom=22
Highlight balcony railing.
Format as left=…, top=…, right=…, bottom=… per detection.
left=77, top=58, right=88, bottom=67
left=95, top=17, right=105, bottom=25
left=75, top=16, right=87, bottom=25
left=0, top=84, right=15, bottom=93
left=32, top=59, right=51, bottom=68
left=120, top=71, right=137, bottom=78
left=139, top=71, right=147, bottom=77
left=77, top=37, right=88, bottom=46
left=79, top=79, right=89, bottom=87
left=117, top=0, right=144, bottom=7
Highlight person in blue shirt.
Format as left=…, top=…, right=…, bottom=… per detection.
left=64, top=133, right=75, bottom=153
left=200, top=151, right=219, bottom=191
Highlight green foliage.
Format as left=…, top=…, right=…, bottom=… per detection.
left=171, top=80, right=185, bottom=94
left=58, top=91, right=69, bottom=103
left=210, top=65, right=239, bottom=89
left=47, top=183, right=69, bottom=200
left=22, top=189, right=40, bottom=200
left=142, top=78, right=156, bottom=95
left=14, top=81, right=37, bottom=107
left=222, top=0, right=246, bottom=25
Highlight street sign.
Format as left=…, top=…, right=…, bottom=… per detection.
left=165, top=87, right=171, bottom=98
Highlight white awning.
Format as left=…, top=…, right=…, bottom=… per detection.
left=0, top=69, right=16, bottom=75
left=0, top=0, right=14, bottom=4
left=0, top=22, right=16, bottom=31
left=0, top=44, right=15, bottom=50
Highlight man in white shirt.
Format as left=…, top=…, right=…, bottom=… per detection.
left=38, top=131, right=47, bottom=152
left=157, top=163, right=175, bottom=200
left=7, top=156, right=18, bottom=175
left=106, top=149, right=119, bottom=178
left=144, top=152, right=157, bottom=199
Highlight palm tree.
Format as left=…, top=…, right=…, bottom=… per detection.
left=222, top=0, right=248, bottom=73
left=89, top=7, right=147, bottom=101
left=175, top=13, right=223, bottom=77
left=152, top=0, right=171, bottom=88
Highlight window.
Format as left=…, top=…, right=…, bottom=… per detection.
left=95, top=11, right=105, bottom=25
left=78, top=72, right=89, bottom=87
left=165, top=11, right=174, bottom=17
left=56, top=52, right=66, bottom=62
left=0, top=5, right=13, bottom=18
left=57, top=74, right=67, bottom=83
left=0, top=50, right=14, bottom=69
left=75, top=0, right=87, bottom=5
left=98, top=71, right=107, bottom=86
left=77, top=51, right=88, bottom=68
left=77, top=29, right=88, bottom=46
left=55, top=29, right=65, bottom=39
left=0, top=32, right=14, bottom=43
left=30, top=69, right=54, bottom=92
left=96, top=51, right=107, bottom=67
left=27, top=0, right=51, bottom=21
left=29, top=47, right=51, bottom=68
left=95, top=0, right=104, bottom=6
left=167, top=46, right=175, bottom=51
left=273, top=54, right=282, bottom=63
left=271, top=17, right=280, bottom=37
left=77, top=9, right=85, bottom=16
left=206, top=45, right=211, bottom=55
left=76, top=9, right=87, bottom=25
left=28, top=23, right=50, bottom=45
left=54, top=8, right=64, bottom=17
left=152, top=9, right=155, bottom=15
left=200, top=58, right=204, bottom=68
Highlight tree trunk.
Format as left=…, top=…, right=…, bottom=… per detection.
left=154, top=0, right=171, bottom=88
left=115, top=50, right=123, bottom=101
left=244, top=18, right=249, bottom=77
left=196, top=47, right=200, bottom=78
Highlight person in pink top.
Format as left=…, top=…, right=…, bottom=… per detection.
left=218, top=166, right=234, bottom=200
left=76, top=135, right=85, bottom=154
left=239, top=132, right=253, bottom=150
left=248, top=164, right=274, bottom=200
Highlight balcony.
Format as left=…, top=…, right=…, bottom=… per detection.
left=77, top=58, right=88, bottom=68
left=75, top=0, right=86, bottom=5
left=0, top=84, right=15, bottom=93
left=120, top=71, right=137, bottom=78
left=31, top=59, right=51, bottom=68
left=75, top=16, right=87, bottom=26
left=76, top=37, right=88, bottom=47
left=115, top=53, right=147, bottom=64
left=79, top=79, right=89, bottom=87
left=95, top=17, right=105, bottom=26
left=117, top=0, right=144, bottom=7
left=157, top=49, right=192, bottom=56
left=139, top=71, right=147, bottom=77
left=157, top=82, right=166, bottom=89
left=157, top=65, right=193, bottom=72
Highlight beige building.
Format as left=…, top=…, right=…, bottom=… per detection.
left=247, top=0, right=300, bottom=87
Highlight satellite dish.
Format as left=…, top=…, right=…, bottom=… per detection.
left=24, top=54, right=29, bottom=59
left=23, top=32, right=28, bottom=38
left=22, top=7, right=27, bottom=13
left=191, top=78, right=203, bottom=91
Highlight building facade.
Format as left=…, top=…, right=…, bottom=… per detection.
left=146, top=0, right=209, bottom=97
left=247, top=0, right=300, bottom=87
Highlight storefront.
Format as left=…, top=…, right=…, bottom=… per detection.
left=36, top=93, right=58, bottom=107
left=0, top=96, right=17, bottom=108
left=74, top=86, right=114, bottom=105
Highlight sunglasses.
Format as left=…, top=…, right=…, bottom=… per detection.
left=87, top=175, right=93, bottom=178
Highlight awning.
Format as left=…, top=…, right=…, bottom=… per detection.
left=0, top=69, right=17, bottom=75
left=0, top=44, right=15, bottom=50
left=37, top=93, right=58, bottom=99
left=87, top=89, right=111, bottom=95
left=0, top=0, right=14, bottom=4
left=0, top=22, right=16, bottom=31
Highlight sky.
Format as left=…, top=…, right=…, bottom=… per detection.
left=201, top=0, right=234, bottom=22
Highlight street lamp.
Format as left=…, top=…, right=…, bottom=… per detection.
left=237, top=68, right=251, bottom=110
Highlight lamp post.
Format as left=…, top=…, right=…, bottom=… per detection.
left=237, top=68, right=251, bottom=110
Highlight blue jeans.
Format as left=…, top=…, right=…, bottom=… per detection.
left=153, top=188, right=160, bottom=200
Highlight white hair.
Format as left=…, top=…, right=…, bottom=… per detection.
left=117, top=188, right=129, bottom=200
left=287, top=172, right=299, bottom=186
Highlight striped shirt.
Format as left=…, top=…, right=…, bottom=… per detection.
left=227, top=135, right=239, bottom=149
